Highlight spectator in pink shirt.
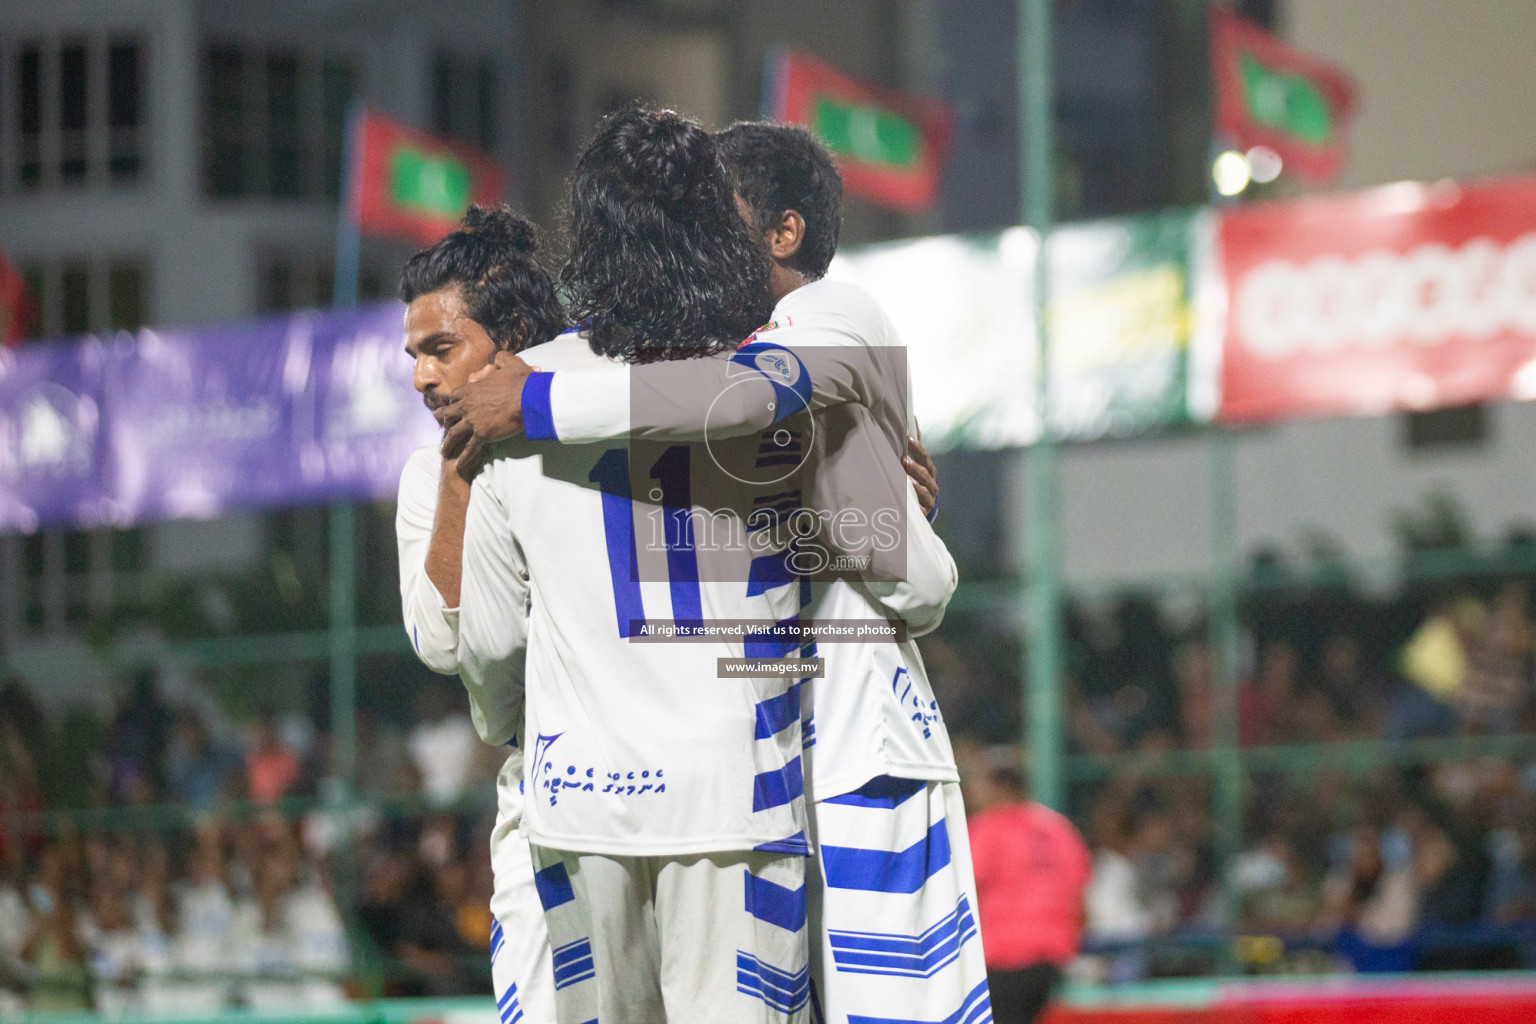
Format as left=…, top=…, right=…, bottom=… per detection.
left=245, top=718, right=302, bottom=805
left=962, top=745, right=1091, bottom=1024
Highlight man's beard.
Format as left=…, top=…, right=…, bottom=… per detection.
left=423, top=388, right=450, bottom=431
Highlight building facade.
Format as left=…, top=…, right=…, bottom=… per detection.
left=0, top=0, right=521, bottom=698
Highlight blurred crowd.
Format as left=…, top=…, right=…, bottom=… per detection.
left=1064, top=581, right=1536, bottom=755
left=1071, top=756, right=1536, bottom=980
left=3, top=573, right=1536, bottom=1006
left=921, top=574, right=1536, bottom=978
left=0, top=671, right=502, bottom=814
left=936, top=577, right=1536, bottom=978
left=0, top=817, right=348, bottom=1015
left=931, top=580, right=1536, bottom=755
left=0, top=675, right=504, bottom=1014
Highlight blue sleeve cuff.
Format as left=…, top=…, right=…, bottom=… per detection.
left=731, top=343, right=812, bottom=424
left=522, top=371, right=558, bottom=441
left=925, top=496, right=939, bottom=523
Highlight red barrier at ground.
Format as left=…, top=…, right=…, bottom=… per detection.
left=1045, top=976, right=1536, bottom=1024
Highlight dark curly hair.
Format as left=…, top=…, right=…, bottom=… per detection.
left=561, top=106, right=774, bottom=363
left=398, top=205, right=566, bottom=352
left=717, top=121, right=843, bottom=280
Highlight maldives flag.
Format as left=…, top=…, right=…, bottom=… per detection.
left=348, top=109, right=506, bottom=246
left=768, top=50, right=954, bottom=213
left=1210, top=7, right=1357, bottom=182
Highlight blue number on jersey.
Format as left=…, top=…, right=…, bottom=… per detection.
left=589, top=446, right=703, bottom=637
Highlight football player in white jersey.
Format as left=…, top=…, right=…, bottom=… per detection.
left=443, top=123, right=990, bottom=1023
left=456, top=108, right=817, bottom=1024
left=395, top=206, right=567, bottom=1024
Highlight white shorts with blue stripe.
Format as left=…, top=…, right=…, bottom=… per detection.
left=528, top=844, right=810, bottom=1023
left=808, top=778, right=992, bottom=1024
left=490, top=754, right=556, bottom=1024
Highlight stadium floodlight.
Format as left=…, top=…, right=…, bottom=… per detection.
left=1246, top=145, right=1284, bottom=184
left=1213, top=150, right=1250, bottom=197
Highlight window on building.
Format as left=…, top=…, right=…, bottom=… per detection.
left=477, top=60, right=498, bottom=153
left=257, top=253, right=335, bottom=312
left=17, top=45, right=43, bottom=189
left=316, top=262, right=335, bottom=307
left=62, top=530, right=91, bottom=574
left=258, top=252, right=385, bottom=313
left=203, top=44, right=249, bottom=196
left=21, top=533, right=46, bottom=632
left=542, top=60, right=576, bottom=163
left=1405, top=404, right=1489, bottom=452
left=107, top=40, right=143, bottom=184
left=19, top=263, right=47, bottom=339
left=359, top=264, right=386, bottom=302
left=265, top=52, right=303, bottom=197
left=6, top=36, right=146, bottom=191
left=258, top=259, right=297, bottom=314
left=201, top=44, right=358, bottom=200
left=21, top=258, right=149, bottom=339
left=61, top=263, right=90, bottom=335
left=111, top=527, right=148, bottom=573
left=321, top=56, right=357, bottom=201
left=432, top=50, right=456, bottom=144
left=59, top=39, right=89, bottom=185
left=108, top=260, right=147, bottom=331
left=432, top=50, right=498, bottom=151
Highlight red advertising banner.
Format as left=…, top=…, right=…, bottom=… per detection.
left=1218, top=177, right=1536, bottom=423
left=1044, top=975, right=1536, bottom=1024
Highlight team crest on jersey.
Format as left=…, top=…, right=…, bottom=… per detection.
left=740, top=317, right=792, bottom=348
left=753, top=347, right=802, bottom=388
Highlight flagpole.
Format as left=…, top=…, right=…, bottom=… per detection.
left=328, top=101, right=361, bottom=962
left=333, top=103, right=364, bottom=310
left=760, top=47, right=787, bottom=121
left=1019, top=0, right=1063, bottom=812
left=1206, top=50, right=1246, bottom=965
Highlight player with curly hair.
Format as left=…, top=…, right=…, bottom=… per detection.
left=396, top=204, right=565, bottom=1024
left=455, top=107, right=814, bottom=1022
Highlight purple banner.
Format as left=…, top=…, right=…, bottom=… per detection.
left=0, top=302, right=438, bottom=532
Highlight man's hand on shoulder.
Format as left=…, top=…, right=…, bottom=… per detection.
left=440, top=351, right=536, bottom=467
left=903, top=433, right=939, bottom=521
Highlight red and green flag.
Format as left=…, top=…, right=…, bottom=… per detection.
left=348, top=109, right=506, bottom=246
left=1210, top=6, right=1357, bottom=182
left=768, top=50, right=954, bottom=213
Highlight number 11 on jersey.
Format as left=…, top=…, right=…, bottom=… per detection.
left=589, top=446, right=703, bottom=637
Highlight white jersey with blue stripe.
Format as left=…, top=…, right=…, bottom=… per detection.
left=396, top=447, right=463, bottom=676
left=809, top=778, right=991, bottom=1023
left=520, top=280, right=960, bottom=802
left=459, top=329, right=810, bottom=857
left=396, top=445, right=525, bottom=748
left=398, top=448, right=555, bottom=1022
